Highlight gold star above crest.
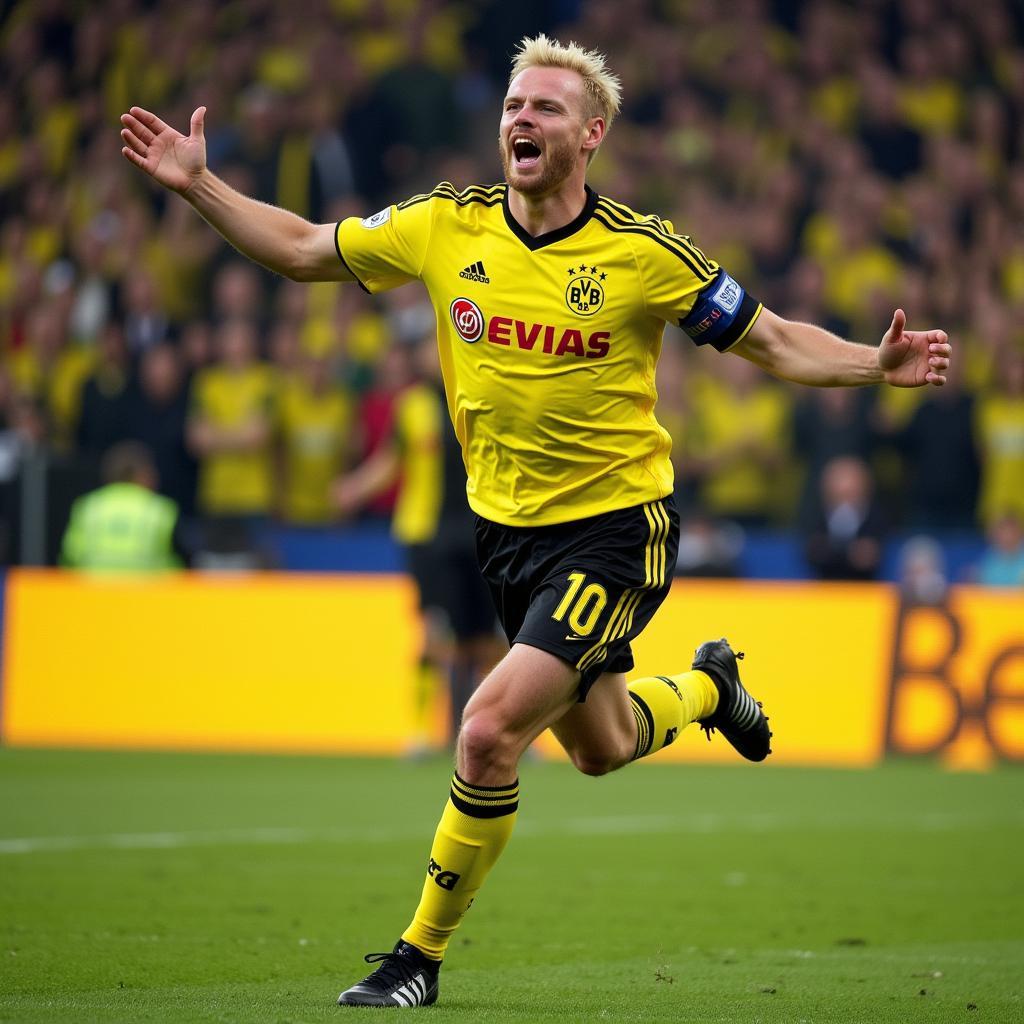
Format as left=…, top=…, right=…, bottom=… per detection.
left=567, top=263, right=607, bottom=278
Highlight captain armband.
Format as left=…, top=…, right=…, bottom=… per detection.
left=679, top=271, right=762, bottom=352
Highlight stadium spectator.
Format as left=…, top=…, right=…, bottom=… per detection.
left=276, top=341, right=352, bottom=526
left=977, top=512, right=1024, bottom=588
left=186, top=318, right=275, bottom=563
left=66, top=219, right=115, bottom=345
left=60, top=440, right=183, bottom=571
left=178, top=319, right=214, bottom=376
left=976, top=348, right=1024, bottom=528
left=793, top=386, right=879, bottom=531
left=857, top=62, right=924, bottom=181
left=7, top=301, right=93, bottom=453
left=213, top=84, right=294, bottom=211
left=127, top=341, right=196, bottom=517
left=362, top=21, right=463, bottom=194
left=306, top=88, right=358, bottom=217
left=75, top=321, right=134, bottom=460
left=0, top=383, right=47, bottom=564
left=119, top=267, right=171, bottom=355
left=674, top=511, right=743, bottom=578
left=897, top=535, right=949, bottom=604
left=332, top=281, right=391, bottom=390
left=892, top=353, right=980, bottom=529
left=686, top=354, right=792, bottom=527
left=210, top=261, right=266, bottom=328
left=214, top=77, right=346, bottom=225
left=804, top=455, right=886, bottom=581
left=351, top=338, right=413, bottom=522
left=266, top=315, right=303, bottom=385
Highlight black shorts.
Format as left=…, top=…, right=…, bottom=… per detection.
left=475, top=497, right=679, bottom=700
left=406, top=531, right=497, bottom=641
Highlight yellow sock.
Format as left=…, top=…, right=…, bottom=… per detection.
left=627, top=671, right=719, bottom=759
left=401, top=774, right=518, bottom=960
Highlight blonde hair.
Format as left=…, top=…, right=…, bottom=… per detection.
left=510, top=34, right=622, bottom=130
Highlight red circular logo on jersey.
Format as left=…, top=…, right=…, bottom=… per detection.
left=450, top=297, right=484, bottom=343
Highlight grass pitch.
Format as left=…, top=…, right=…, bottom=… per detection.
left=0, top=749, right=1021, bottom=1023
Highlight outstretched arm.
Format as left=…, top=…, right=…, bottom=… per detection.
left=120, top=105, right=352, bottom=283
left=732, top=307, right=950, bottom=388
left=332, top=443, right=400, bottom=518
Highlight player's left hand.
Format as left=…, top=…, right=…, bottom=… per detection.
left=878, top=309, right=951, bottom=388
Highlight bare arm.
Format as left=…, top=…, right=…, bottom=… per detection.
left=186, top=413, right=271, bottom=456
left=121, top=106, right=352, bottom=283
left=732, top=308, right=950, bottom=388
left=332, top=443, right=401, bottom=518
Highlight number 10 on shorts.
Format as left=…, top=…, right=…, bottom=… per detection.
left=551, top=572, right=608, bottom=637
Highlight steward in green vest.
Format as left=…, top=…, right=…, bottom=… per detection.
left=61, top=442, right=183, bottom=571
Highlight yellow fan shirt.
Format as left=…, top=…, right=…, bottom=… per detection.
left=277, top=377, right=352, bottom=524
left=390, top=383, right=444, bottom=546
left=190, top=364, right=276, bottom=516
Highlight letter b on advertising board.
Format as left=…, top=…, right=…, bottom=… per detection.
left=884, top=594, right=1024, bottom=762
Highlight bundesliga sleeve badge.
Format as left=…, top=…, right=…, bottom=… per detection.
left=361, top=208, right=392, bottom=229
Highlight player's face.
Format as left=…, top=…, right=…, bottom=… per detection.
left=499, top=66, right=598, bottom=197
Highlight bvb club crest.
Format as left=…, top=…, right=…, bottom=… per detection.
left=565, top=263, right=607, bottom=316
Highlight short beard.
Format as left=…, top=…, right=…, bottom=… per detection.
left=499, top=135, right=579, bottom=197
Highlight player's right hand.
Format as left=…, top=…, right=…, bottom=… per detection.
left=120, top=106, right=207, bottom=195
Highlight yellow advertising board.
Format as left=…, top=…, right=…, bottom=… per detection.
left=2, top=570, right=1021, bottom=766
left=1, top=570, right=420, bottom=754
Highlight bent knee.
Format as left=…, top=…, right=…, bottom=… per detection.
left=458, top=711, right=520, bottom=778
left=569, top=749, right=627, bottom=777
left=458, top=712, right=504, bottom=757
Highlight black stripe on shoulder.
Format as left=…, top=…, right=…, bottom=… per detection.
left=596, top=198, right=716, bottom=274
left=595, top=201, right=715, bottom=278
left=458, top=183, right=506, bottom=199
left=452, top=187, right=505, bottom=207
left=593, top=207, right=714, bottom=282
left=398, top=182, right=505, bottom=211
left=396, top=191, right=432, bottom=211
left=596, top=198, right=715, bottom=276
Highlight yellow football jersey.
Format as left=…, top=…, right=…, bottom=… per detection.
left=277, top=377, right=352, bottom=524
left=391, top=383, right=444, bottom=546
left=976, top=395, right=1024, bottom=527
left=336, top=184, right=762, bottom=526
left=190, top=364, right=276, bottom=516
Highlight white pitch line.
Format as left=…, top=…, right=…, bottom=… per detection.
left=0, top=824, right=414, bottom=855
left=0, top=809, right=1019, bottom=856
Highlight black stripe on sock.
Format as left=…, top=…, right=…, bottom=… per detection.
left=630, top=693, right=655, bottom=759
left=449, top=789, right=519, bottom=818
left=451, top=778, right=519, bottom=803
left=453, top=772, right=519, bottom=795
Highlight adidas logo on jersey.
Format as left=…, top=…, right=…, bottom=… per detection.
left=459, top=260, right=490, bottom=284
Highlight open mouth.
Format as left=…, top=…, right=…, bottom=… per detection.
left=512, top=136, right=542, bottom=168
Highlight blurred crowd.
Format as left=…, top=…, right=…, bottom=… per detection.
left=1, top=0, right=1022, bottom=583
